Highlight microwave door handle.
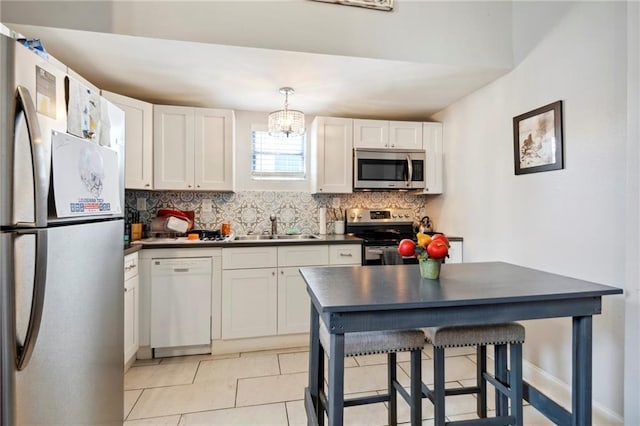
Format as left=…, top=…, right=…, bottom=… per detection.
left=406, top=154, right=413, bottom=187
left=15, top=86, right=47, bottom=227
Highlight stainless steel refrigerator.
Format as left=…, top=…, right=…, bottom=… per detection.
left=0, top=33, right=124, bottom=424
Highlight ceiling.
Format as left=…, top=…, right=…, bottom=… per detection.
left=10, top=23, right=510, bottom=121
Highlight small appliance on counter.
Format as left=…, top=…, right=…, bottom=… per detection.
left=414, top=216, right=434, bottom=234
left=150, top=208, right=194, bottom=235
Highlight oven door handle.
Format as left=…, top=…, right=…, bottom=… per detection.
left=406, top=154, right=413, bottom=187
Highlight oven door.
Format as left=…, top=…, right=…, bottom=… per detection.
left=364, top=245, right=419, bottom=265
left=354, top=149, right=425, bottom=190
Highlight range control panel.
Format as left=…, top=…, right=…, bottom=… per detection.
left=346, top=208, right=415, bottom=224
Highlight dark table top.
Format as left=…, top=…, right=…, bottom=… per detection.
left=299, top=262, right=623, bottom=314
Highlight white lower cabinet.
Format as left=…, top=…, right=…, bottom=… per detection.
left=222, top=246, right=279, bottom=339
left=124, top=252, right=139, bottom=367
left=221, top=244, right=361, bottom=339
left=222, top=267, right=278, bottom=339
left=329, top=244, right=362, bottom=265
left=277, top=267, right=311, bottom=335
left=277, top=245, right=329, bottom=335
left=447, top=240, right=463, bottom=264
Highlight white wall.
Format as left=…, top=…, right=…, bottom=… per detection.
left=623, top=1, right=640, bottom=423
left=431, top=2, right=628, bottom=420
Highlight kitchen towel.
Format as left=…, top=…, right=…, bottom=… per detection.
left=319, top=207, right=327, bottom=235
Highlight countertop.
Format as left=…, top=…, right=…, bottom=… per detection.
left=125, top=234, right=462, bottom=253
left=129, top=233, right=363, bottom=250
left=124, top=243, right=142, bottom=256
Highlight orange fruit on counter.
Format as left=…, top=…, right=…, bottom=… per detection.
left=416, top=232, right=432, bottom=249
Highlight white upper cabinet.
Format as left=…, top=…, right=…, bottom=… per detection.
left=354, top=119, right=423, bottom=149
left=194, top=108, right=234, bottom=191
left=423, top=122, right=444, bottom=194
left=310, top=117, right=353, bottom=194
left=102, top=91, right=154, bottom=190
left=353, top=119, right=388, bottom=149
left=389, top=121, right=423, bottom=149
left=154, top=105, right=234, bottom=191
left=154, top=106, right=193, bottom=190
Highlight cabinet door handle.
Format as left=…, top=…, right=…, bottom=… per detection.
left=340, top=253, right=353, bottom=257
left=272, top=271, right=276, bottom=276
left=145, top=183, right=150, bottom=187
left=280, top=270, right=284, bottom=275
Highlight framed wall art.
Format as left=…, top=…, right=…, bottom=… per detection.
left=513, top=100, right=564, bottom=175
left=309, top=0, right=394, bottom=11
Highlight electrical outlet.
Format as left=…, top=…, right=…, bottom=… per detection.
left=202, top=199, right=212, bottom=213
left=332, top=197, right=341, bottom=208
left=136, top=197, right=146, bottom=211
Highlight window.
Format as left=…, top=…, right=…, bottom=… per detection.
left=251, top=129, right=306, bottom=180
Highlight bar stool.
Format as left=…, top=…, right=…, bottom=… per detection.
left=318, top=322, right=425, bottom=425
left=422, top=323, right=525, bottom=426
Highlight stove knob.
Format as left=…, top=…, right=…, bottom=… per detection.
left=350, top=213, right=356, bottom=219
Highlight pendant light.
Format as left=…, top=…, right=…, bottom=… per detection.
left=268, top=87, right=305, bottom=137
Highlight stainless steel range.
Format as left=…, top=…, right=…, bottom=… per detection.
left=346, top=208, right=418, bottom=265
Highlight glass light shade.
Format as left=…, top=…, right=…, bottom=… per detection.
left=268, top=109, right=305, bottom=137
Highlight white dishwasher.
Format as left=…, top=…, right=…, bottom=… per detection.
left=150, top=257, right=212, bottom=349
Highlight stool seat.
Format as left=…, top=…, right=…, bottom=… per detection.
left=425, top=323, right=525, bottom=348
left=423, top=322, right=525, bottom=425
left=318, top=322, right=425, bottom=425
left=321, top=325, right=425, bottom=357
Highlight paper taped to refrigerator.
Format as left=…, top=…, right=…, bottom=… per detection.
left=66, top=77, right=101, bottom=143
left=52, top=131, right=121, bottom=217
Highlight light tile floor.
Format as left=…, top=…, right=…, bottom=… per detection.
left=124, top=344, right=555, bottom=425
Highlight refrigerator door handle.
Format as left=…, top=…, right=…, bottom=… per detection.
left=15, top=85, right=47, bottom=228
left=15, top=229, right=48, bottom=371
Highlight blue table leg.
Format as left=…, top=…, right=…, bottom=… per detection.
left=494, top=344, right=508, bottom=416
left=572, top=316, right=593, bottom=426
left=328, top=332, right=345, bottom=426
left=433, top=347, right=446, bottom=426
left=308, top=304, right=321, bottom=426
left=510, top=343, right=523, bottom=426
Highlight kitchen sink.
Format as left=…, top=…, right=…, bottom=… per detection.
left=234, top=234, right=320, bottom=241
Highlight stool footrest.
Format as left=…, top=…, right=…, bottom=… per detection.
left=422, top=382, right=481, bottom=401
left=445, top=386, right=481, bottom=396
left=484, top=371, right=511, bottom=398
left=446, top=416, right=517, bottom=426
left=344, top=393, right=390, bottom=407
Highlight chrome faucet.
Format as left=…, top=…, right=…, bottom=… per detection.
left=270, top=214, right=277, bottom=236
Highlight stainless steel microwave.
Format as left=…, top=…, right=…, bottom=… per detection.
left=353, top=148, right=426, bottom=190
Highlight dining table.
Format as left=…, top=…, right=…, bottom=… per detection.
left=299, top=261, right=623, bottom=426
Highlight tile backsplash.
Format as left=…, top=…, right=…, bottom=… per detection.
left=125, top=190, right=429, bottom=236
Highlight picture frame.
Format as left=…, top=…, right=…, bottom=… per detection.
left=513, top=100, right=564, bottom=175
left=309, top=0, right=394, bottom=11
